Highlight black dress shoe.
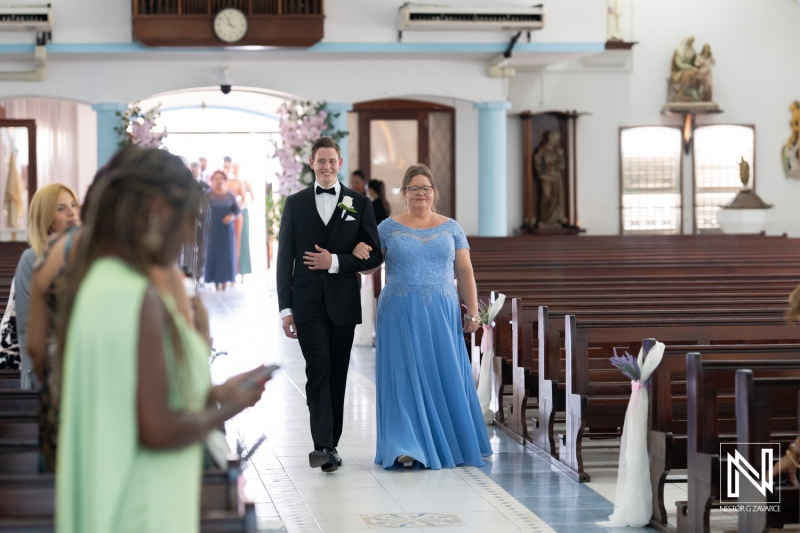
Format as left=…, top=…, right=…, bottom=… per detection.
left=332, top=448, right=342, bottom=467
left=309, top=448, right=338, bottom=473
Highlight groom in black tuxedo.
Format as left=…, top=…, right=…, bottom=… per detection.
left=277, top=137, right=383, bottom=473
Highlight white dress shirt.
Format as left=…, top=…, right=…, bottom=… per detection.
left=280, top=180, right=342, bottom=320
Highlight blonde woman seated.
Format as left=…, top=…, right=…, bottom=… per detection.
left=14, top=183, right=80, bottom=390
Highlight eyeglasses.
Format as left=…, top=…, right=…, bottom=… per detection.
left=404, top=186, right=434, bottom=196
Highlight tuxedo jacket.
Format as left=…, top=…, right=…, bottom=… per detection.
left=276, top=184, right=383, bottom=325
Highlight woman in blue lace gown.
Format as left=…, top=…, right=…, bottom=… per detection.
left=373, top=164, right=492, bottom=469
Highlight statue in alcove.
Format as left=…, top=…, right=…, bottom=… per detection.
left=533, top=131, right=567, bottom=226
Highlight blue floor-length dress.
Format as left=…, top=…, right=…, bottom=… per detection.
left=374, top=218, right=492, bottom=469
left=204, top=190, right=240, bottom=285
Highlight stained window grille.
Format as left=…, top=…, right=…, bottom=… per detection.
left=620, top=126, right=683, bottom=234
left=693, top=125, right=755, bottom=232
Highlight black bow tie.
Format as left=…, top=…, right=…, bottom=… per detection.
left=316, top=186, right=336, bottom=196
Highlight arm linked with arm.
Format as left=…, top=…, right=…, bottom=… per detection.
left=336, top=198, right=383, bottom=274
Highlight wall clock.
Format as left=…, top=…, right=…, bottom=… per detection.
left=213, top=8, right=248, bottom=43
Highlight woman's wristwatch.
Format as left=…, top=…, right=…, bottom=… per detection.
left=463, top=314, right=481, bottom=326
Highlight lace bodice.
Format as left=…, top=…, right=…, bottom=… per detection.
left=378, top=218, right=469, bottom=305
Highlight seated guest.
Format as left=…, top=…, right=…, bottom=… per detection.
left=14, top=183, right=80, bottom=390
left=773, top=436, right=800, bottom=486
left=56, top=146, right=270, bottom=533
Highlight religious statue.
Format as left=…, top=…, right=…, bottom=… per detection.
left=782, top=100, right=800, bottom=179
left=738, top=156, right=750, bottom=188
left=694, top=44, right=715, bottom=101
left=533, top=131, right=566, bottom=226
left=667, top=36, right=716, bottom=104
left=607, top=0, right=622, bottom=41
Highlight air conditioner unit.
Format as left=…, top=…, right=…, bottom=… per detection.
left=398, top=3, right=544, bottom=33
left=0, top=4, right=53, bottom=33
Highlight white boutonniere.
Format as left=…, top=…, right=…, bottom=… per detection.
left=338, top=196, right=358, bottom=218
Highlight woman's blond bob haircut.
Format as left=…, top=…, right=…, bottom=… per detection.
left=27, top=183, right=79, bottom=256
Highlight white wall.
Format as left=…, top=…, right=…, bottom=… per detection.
left=76, top=104, right=98, bottom=199
left=7, top=1, right=800, bottom=236
left=508, top=0, right=800, bottom=236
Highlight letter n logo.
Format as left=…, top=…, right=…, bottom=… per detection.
left=720, top=443, right=780, bottom=504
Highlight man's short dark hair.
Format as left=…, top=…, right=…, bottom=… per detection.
left=311, top=137, right=341, bottom=160
left=351, top=169, right=365, bottom=180
left=223, top=156, right=232, bottom=163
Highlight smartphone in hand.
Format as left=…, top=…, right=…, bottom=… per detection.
left=242, top=364, right=280, bottom=389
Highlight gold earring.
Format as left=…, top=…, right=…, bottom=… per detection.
left=143, top=213, right=164, bottom=252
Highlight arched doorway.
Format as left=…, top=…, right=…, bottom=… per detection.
left=139, top=88, right=290, bottom=279
left=350, top=99, right=456, bottom=218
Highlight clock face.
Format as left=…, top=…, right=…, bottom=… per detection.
left=213, top=8, right=248, bottom=43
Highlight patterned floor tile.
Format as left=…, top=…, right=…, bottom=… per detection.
left=362, top=512, right=464, bottom=528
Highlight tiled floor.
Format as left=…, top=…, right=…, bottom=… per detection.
left=202, top=275, right=734, bottom=532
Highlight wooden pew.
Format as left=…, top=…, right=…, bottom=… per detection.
left=508, top=300, right=794, bottom=463
left=0, top=504, right=258, bottom=533
left=0, top=390, right=39, bottom=412
left=0, top=242, right=29, bottom=316
left=647, top=345, right=800, bottom=529
left=684, top=354, right=800, bottom=532
left=0, top=384, right=40, bottom=474
left=562, top=318, right=800, bottom=482
left=734, top=370, right=800, bottom=532
left=493, top=291, right=789, bottom=435
left=0, top=370, right=21, bottom=389
left=0, top=382, right=260, bottom=529
left=0, top=458, right=258, bottom=532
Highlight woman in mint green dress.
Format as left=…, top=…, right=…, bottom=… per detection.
left=56, top=147, right=270, bottom=533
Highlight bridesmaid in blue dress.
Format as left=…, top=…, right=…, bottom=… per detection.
left=372, top=164, right=492, bottom=469
left=204, top=170, right=240, bottom=290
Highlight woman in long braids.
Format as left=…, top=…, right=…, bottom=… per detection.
left=56, top=146, right=270, bottom=533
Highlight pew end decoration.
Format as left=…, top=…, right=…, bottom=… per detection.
left=474, top=293, right=506, bottom=424
left=609, top=349, right=640, bottom=382
left=598, top=339, right=665, bottom=528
